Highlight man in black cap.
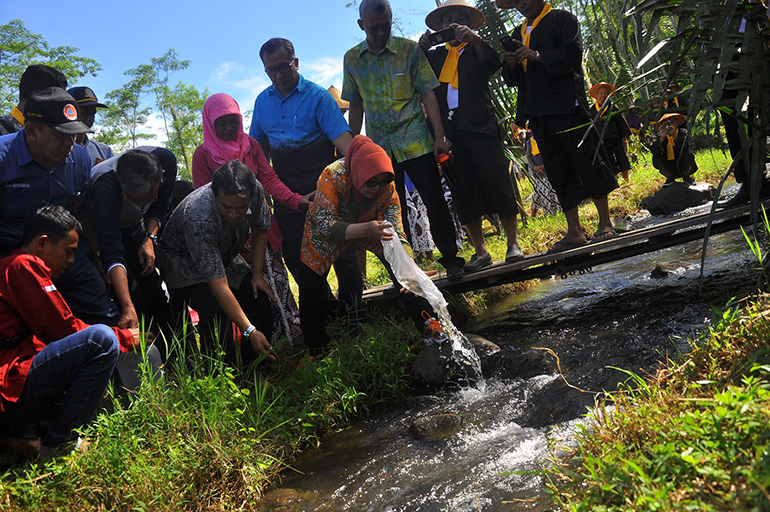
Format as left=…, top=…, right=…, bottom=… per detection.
left=0, top=87, right=120, bottom=326
left=0, top=65, right=68, bottom=136
left=67, top=86, right=114, bottom=165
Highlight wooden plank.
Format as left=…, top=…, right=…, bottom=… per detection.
left=362, top=198, right=770, bottom=300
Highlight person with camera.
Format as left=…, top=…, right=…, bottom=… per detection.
left=650, top=113, right=697, bottom=187
left=497, top=0, right=618, bottom=250
left=418, top=0, right=524, bottom=272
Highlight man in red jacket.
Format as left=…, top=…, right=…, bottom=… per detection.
left=0, top=205, right=144, bottom=461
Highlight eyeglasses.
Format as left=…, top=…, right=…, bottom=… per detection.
left=264, top=61, right=295, bottom=77
left=365, top=175, right=394, bottom=188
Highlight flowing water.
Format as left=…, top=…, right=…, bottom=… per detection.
left=259, top=207, right=763, bottom=512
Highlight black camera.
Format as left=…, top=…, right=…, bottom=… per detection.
left=428, top=27, right=457, bottom=46
left=499, top=34, right=522, bottom=52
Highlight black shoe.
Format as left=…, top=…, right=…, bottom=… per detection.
left=446, top=264, right=465, bottom=279
left=662, top=177, right=677, bottom=187
left=505, top=244, right=524, bottom=262
left=463, top=252, right=492, bottom=273
left=683, top=175, right=696, bottom=186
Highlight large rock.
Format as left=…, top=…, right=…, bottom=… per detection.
left=411, top=339, right=481, bottom=389
left=641, top=182, right=715, bottom=215
left=466, top=333, right=503, bottom=377
left=408, top=413, right=464, bottom=440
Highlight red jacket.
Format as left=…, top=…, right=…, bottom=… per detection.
left=0, top=250, right=134, bottom=411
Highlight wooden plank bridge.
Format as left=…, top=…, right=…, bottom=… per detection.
left=362, top=199, right=770, bottom=301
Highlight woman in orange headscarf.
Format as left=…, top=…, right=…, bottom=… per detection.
left=299, top=135, right=434, bottom=352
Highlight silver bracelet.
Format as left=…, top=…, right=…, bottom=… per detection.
left=242, top=325, right=256, bottom=340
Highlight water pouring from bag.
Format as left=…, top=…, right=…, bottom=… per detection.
left=381, top=232, right=484, bottom=386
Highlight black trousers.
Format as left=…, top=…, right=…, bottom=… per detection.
left=530, top=113, right=618, bottom=212
left=169, top=277, right=273, bottom=368
left=293, top=250, right=438, bottom=348
left=448, top=129, right=519, bottom=224
left=392, top=153, right=463, bottom=269
left=120, top=224, right=174, bottom=360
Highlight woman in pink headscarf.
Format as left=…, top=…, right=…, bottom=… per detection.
left=192, top=92, right=303, bottom=345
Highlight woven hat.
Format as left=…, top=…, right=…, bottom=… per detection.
left=589, top=82, right=616, bottom=99
left=657, top=112, right=686, bottom=128
left=425, top=0, right=486, bottom=31
left=327, top=85, right=349, bottom=111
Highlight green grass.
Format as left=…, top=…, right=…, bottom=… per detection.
left=547, top=298, right=770, bottom=511
left=0, top=311, right=420, bottom=511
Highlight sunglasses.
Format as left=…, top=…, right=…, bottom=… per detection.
left=365, top=175, right=394, bottom=188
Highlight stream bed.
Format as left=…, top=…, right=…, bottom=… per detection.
left=259, top=208, right=763, bottom=511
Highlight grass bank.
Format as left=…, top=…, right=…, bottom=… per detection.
left=0, top=148, right=741, bottom=510
left=1, top=308, right=421, bottom=510
left=546, top=295, right=770, bottom=510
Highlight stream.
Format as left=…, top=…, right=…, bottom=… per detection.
left=258, top=204, right=764, bottom=512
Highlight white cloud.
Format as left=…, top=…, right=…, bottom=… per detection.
left=136, top=113, right=168, bottom=148
left=210, top=61, right=245, bottom=81
left=303, top=56, right=345, bottom=89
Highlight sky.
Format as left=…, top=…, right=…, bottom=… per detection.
left=1, top=0, right=505, bottom=139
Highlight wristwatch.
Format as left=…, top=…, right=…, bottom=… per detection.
left=535, top=50, right=541, bottom=61
left=145, top=232, right=158, bottom=246
left=242, top=325, right=256, bottom=340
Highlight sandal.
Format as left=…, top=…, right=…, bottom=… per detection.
left=590, top=228, right=617, bottom=243
left=546, top=238, right=588, bottom=253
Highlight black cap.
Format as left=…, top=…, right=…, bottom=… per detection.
left=67, top=86, right=108, bottom=108
left=24, top=87, right=92, bottom=135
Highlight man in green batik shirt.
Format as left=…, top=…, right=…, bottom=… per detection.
left=342, top=0, right=466, bottom=278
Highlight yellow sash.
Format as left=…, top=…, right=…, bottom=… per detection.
left=530, top=135, right=541, bottom=156
left=11, top=106, right=24, bottom=126
left=594, top=101, right=608, bottom=117
left=666, top=134, right=676, bottom=160
left=520, top=3, right=552, bottom=72
left=438, top=42, right=468, bottom=89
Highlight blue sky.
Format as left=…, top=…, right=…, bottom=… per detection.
left=2, top=0, right=495, bottom=137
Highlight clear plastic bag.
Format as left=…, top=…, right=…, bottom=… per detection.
left=382, top=236, right=483, bottom=384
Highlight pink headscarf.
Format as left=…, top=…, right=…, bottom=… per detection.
left=202, top=93, right=251, bottom=165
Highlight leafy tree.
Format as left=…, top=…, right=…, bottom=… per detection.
left=124, top=50, right=207, bottom=178
left=96, top=77, right=154, bottom=152
left=0, top=19, right=101, bottom=111
left=161, top=81, right=208, bottom=180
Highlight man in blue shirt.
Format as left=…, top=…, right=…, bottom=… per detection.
left=249, top=37, right=360, bottom=350
left=0, top=87, right=119, bottom=326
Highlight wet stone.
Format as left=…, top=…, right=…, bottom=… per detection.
left=465, top=333, right=503, bottom=377
left=641, top=182, right=715, bottom=215
left=256, top=488, right=316, bottom=512
left=650, top=262, right=674, bottom=278
left=408, top=413, right=463, bottom=440
left=411, top=341, right=480, bottom=389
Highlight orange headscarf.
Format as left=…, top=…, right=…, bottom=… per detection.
left=346, top=135, right=394, bottom=196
